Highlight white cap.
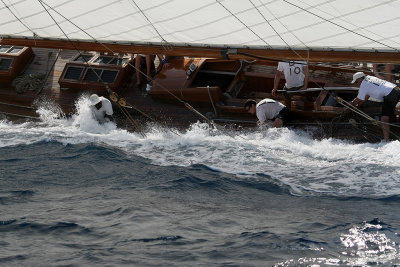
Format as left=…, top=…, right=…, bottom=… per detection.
left=89, top=94, right=101, bottom=105
left=351, top=72, right=365, bottom=83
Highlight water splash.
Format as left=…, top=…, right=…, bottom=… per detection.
left=1, top=97, right=400, bottom=197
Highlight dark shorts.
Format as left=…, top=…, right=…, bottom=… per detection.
left=283, top=85, right=303, bottom=99
left=382, top=87, right=400, bottom=116
left=274, top=107, right=290, bottom=125
left=284, top=85, right=304, bottom=91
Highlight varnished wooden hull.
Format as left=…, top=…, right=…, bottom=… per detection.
left=0, top=47, right=399, bottom=142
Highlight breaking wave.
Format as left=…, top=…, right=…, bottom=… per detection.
left=0, top=95, right=399, bottom=198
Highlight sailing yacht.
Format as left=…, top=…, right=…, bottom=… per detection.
left=0, top=0, right=399, bottom=141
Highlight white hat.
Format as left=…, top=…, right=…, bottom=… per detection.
left=351, top=72, right=365, bottom=83
left=89, top=94, right=101, bottom=105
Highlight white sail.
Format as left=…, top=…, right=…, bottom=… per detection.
left=0, top=0, right=400, bottom=52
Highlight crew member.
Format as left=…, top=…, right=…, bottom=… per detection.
left=89, top=94, right=114, bottom=123
left=272, top=61, right=308, bottom=98
left=244, top=98, right=290, bottom=128
left=350, top=72, right=400, bottom=141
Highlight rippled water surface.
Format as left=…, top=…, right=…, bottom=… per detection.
left=1, top=97, right=400, bottom=266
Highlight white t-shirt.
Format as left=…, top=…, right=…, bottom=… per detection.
left=256, top=98, right=285, bottom=124
left=357, top=75, right=396, bottom=101
left=91, top=97, right=113, bottom=122
left=277, top=61, right=306, bottom=88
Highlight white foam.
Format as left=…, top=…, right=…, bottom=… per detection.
left=1, top=96, right=399, bottom=197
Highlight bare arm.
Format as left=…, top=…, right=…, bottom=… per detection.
left=302, top=65, right=309, bottom=90
left=156, top=55, right=168, bottom=72
left=385, top=64, right=394, bottom=82
left=373, top=64, right=385, bottom=80
left=272, top=71, right=283, bottom=97
left=350, top=95, right=369, bottom=108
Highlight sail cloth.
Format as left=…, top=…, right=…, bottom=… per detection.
left=1, top=0, right=400, bottom=53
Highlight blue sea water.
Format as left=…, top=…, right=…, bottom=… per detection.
left=1, top=97, right=400, bottom=266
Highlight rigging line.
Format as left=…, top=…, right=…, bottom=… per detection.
left=118, top=95, right=181, bottom=136
left=37, top=0, right=104, bottom=84
left=122, top=107, right=146, bottom=137
left=36, top=49, right=61, bottom=95
left=253, top=0, right=399, bottom=80
left=332, top=104, right=395, bottom=142
left=249, top=0, right=291, bottom=49
left=234, top=3, right=380, bottom=78
left=307, top=0, right=400, bottom=47
left=215, top=0, right=272, bottom=49
left=38, top=0, right=186, bottom=103
left=308, top=0, right=400, bottom=48
left=235, top=21, right=374, bottom=111
left=37, top=0, right=162, bottom=100
left=238, top=45, right=395, bottom=137
left=335, top=95, right=378, bottom=120
left=346, top=104, right=400, bottom=129
left=235, top=51, right=374, bottom=76
left=38, top=0, right=225, bottom=132
left=256, top=0, right=309, bottom=49
left=249, top=0, right=311, bottom=67
left=336, top=95, right=400, bottom=131
left=236, top=50, right=374, bottom=75
left=37, top=1, right=180, bottom=102
left=1, top=0, right=36, bottom=36
left=129, top=0, right=170, bottom=50
left=117, top=104, right=146, bottom=137
left=183, top=101, right=227, bottom=133
left=283, top=0, right=400, bottom=53
left=5, top=0, right=30, bottom=31
left=37, top=0, right=148, bottom=134
left=347, top=116, right=382, bottom=143
left=336, top=96, right=400, bottom=141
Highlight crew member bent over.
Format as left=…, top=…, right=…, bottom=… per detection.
left=244, top=98, right=290, bottom=128
left=350, top=72, right=400, bottom=141
left=89, top=94, right=114, bottom=123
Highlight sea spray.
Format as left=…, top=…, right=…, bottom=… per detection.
left=0, top=97, right=399, bottom=197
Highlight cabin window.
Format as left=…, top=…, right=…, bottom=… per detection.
left=64, top=66, right=84, bottom=80
left=108, top=57, right=128, bottom=66
left=0, top=58, right=13, bottom=71
left=93, top=56, right=114, bottom=64
left=84, top=68, right=102, bottom=82
left=0, top=47, right=34, bottom=84
left=0, top=46, right=11, bottom=53
left=59, top=52, right=132, bottom=90
left=93, top=56, right=128, bottom=66
left=74, top=55, right=94, bottom=63
left=8, top=47, right=23, bottom=54
left=82, top=68, right=118, bottom=83
left=0, top=45, right=24, bottom=54
left=101, top=70, right=118, bottom=83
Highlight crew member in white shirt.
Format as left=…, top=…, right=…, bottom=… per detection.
left=272, top=61, right=308, bottom=97
left=244, top=98, right=290, bottom=128
left=350, top=72, right=400, bottom=141
left=89, top=94, right=114, bottom=123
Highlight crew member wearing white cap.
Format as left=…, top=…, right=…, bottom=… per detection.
left=89, top=94, right=114, bottom=123
left=350, top=72, right=400, bottom=141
